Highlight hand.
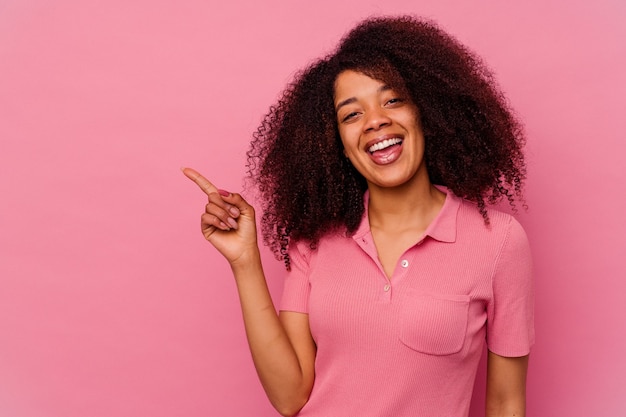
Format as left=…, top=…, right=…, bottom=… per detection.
left=182, top=167, right=259, bottom=265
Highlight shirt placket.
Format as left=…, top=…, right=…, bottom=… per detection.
left=355, top=233, right=421, bottom=302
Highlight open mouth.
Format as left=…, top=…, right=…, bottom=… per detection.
left=368, top=137, right=403, bottom=153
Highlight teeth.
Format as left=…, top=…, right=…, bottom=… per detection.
left=368, top=138, right=402, bottom=153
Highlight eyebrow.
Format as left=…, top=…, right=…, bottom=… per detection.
left=335, top=85, right=392, bottom=112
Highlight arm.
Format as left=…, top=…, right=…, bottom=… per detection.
left=231, top=253, right=316, bottom=416
left=486, top=218, right=533, bottom=417
left=182, top=167, right=315, bottom=416
left=486, top=351, right=529, bottom=417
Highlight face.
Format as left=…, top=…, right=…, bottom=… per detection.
left=334, top=70, right=429, bottom=191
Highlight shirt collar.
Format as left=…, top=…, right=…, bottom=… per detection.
left=352, top=185, right=459, bottom=243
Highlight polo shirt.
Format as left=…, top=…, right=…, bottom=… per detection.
left=280, top=187, right=534, bottom=417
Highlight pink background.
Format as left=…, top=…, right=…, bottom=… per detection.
left=1, top=0, right=625, bottom=416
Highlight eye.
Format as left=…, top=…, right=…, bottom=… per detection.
left=341, top=111, right=360, bottom=123
left=385, top=97, right=404, bottom=106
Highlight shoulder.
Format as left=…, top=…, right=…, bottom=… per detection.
left=456, top=197, right=527, bottom=237
left=450, top=197, right=531, bottom=265
left=288, top=239, right=316, bottom=265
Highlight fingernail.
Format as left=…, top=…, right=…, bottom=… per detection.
left=227, top=218, right=238, bottom=229
left=218, top=189, right=230, bottom=197
left=219, top=221, right=230, bottom=230
left=229, top=206, right=240, bottom=217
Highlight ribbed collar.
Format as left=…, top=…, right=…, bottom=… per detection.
left=352, top=185, right=459, bottom=243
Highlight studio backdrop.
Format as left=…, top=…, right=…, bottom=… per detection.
left=1, top=1, right=625, bottom=416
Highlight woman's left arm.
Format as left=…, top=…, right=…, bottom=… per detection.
left=486, top=351, right=529, bottom=417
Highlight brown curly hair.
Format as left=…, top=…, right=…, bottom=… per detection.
left=246, top=15, right=526, bottom=269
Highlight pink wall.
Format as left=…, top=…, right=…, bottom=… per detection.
left=1, top=1, right=624, bottom=416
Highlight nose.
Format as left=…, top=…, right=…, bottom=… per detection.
left=364, top=107, right=391, bottom=132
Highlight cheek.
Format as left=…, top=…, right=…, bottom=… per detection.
left=338, top=137, right=358, bottom=165
left=338, top=131, right=349, bottom=152
left=338, top=127, right=358, bottom=151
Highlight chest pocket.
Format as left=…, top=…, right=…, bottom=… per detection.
left=399, top=290, right=470, bottom=355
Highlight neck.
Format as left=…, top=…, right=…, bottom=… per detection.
left=367, top=180, right=446, bottom=233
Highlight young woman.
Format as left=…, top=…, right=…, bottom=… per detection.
left=183, top=15, right=533, bottom=417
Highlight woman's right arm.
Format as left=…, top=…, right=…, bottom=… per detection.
left=182, top=168, right=315, bottom=416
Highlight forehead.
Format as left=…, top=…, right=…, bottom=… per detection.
left=333, top=70, right=390, bottom=102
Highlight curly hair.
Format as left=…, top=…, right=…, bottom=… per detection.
left=247, top=15, right=526, bottom=269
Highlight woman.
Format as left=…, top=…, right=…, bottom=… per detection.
left=183, top=15, right=533, bottom=417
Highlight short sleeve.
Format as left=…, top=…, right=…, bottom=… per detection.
left=487, top=217, right=535, bottom=357
left=280, top=241, right=315, bottom=313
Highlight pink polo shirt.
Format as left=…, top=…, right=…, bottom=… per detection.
left=280, top=188, right=534, bottom=417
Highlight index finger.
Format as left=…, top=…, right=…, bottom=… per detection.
left=181, top=167, right=218, bottom=196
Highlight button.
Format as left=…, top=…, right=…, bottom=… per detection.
left=401, top=259, right=409, bottom=268
left=383, top=284, right=391, bottom=292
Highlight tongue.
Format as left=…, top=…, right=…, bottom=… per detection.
left=370, top=143, right=402, bottom=165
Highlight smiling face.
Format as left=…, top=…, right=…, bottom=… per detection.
left=334, top=70, right=430, bottom=191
